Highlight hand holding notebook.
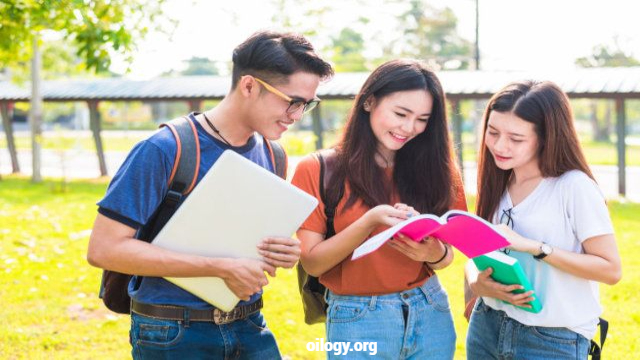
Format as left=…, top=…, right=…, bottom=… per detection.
left=352, top=210, right=510, bottom=260
left=472, top=251, right=542, bottom=313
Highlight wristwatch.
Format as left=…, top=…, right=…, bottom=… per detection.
left=533, top=242, right=553, bottom=260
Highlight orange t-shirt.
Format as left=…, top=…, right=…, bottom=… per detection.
left=291, top=154, right=468, bottom=296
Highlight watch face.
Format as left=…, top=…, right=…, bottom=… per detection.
left=541, top=244, right=552, bottom=255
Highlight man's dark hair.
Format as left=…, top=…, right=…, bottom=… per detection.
left=231, top=31, right=334, bottom=88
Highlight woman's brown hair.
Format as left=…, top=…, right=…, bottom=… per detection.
left=476, top=80, right=594, bottom=221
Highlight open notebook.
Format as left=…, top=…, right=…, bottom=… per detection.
left=151, top=150, right=318, bottom=311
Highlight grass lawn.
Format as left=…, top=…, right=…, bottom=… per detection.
left=0, top=176, right=638, bottom=359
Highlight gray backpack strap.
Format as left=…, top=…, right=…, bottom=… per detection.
left=161, top=116, right=200, bottom=194
left=141, top=116, right=201, bottom=240
left=266, top=139, right=287, bottom=179
left=315, top=148, right=341, bottom=238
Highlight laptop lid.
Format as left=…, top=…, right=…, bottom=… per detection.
left=151, top=149, right=318, bottom=310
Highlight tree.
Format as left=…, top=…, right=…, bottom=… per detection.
left=576, top=43, right=640, bottom=68
left=575, top=40, right=640, bottom=142
left=181, top=57, right=219, bottom=76
left=7, top=38, right=119, bottom=84
left=329, top=27, right=368, bottom=72
left=390, top=0, right=473, bottom=70
left=0, top=0, right=168, bottom=182
left=269, top=0, right=332, bottom=38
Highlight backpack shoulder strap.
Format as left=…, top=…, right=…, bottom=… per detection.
left=265, top=139, right=288, bottom=179
left=161, top=116, right=201, bottom=194
left=315, top=148, right=341, bottom=238
left=139, top=116, right=200, bottom=241
left=589, top=318, right=608, bottom=360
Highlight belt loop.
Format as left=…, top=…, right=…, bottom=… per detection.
left=183, top=308, right=190, bottom=328
left=369, top=295, right=377, bottom=311
left=419, top=276, right=435, bottom=299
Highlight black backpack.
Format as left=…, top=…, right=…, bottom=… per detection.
left=99, top=116, right=287, bottom=314
left=297, top=149, right=343, bottom=324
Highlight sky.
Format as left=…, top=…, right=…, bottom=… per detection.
left=112, top=0, right=640, bottom=79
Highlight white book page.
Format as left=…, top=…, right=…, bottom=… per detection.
left=351, top=214, right=443, bottom=260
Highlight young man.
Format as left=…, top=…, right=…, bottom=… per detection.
left=87, top=31, right=333, bottom=359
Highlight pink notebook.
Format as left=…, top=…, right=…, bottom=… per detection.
left=352, top=210, right=509, bottom=260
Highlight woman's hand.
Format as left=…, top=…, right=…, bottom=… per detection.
left=495, top=224, right=540, bottom=255
left=387, top=234, right=444, bottom=262
left=392, top=203, right=420, bottom=217
left=469, top=266, right=535, bottom=308
left=362, top=204, right=413, bottom=229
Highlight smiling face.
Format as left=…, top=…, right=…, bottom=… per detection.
left=485, top=110, right=540, bottom=173
left=368, top=89, right=433, bottom=160
left=248, top=71, right=321, bottom=140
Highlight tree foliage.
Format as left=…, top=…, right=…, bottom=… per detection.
left=180, top=57, right=219, bottom=76
left=575, top=40, right=640, bottom=142
left=329, top=27, right=368, bottom=72
left=575, top=41, right=640, bottom=68
left=0, top=0, right=168, bottom=75
left=390, top=0, right=473, bottom=70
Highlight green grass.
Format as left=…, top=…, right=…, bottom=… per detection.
left=0, top=176, right=638, bottom=359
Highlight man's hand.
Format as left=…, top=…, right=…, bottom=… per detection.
left=220, top=258, right=275, bottom=301
left=258, top=237, right=301, bottom=269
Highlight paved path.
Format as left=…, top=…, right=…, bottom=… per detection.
left=2, top=149, right=638, bottom=202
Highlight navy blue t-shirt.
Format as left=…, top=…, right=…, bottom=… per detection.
left=97, top=113, right=276, bottom=309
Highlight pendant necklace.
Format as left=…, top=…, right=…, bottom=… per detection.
left=202, top=112, right=232, bottom=146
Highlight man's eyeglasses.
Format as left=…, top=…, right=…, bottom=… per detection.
left=254, top=77, right=320, bottom=115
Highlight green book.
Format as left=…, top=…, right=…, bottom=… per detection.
left=472, top=251, right=543, bottom=313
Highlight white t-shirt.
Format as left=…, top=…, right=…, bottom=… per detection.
left=482, top=170, right=614, bottom=340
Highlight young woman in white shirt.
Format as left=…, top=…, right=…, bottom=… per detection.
left=465, top=80, right=622, bottom=359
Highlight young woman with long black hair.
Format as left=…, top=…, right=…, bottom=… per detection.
left=465, top=81, right=622, bottom=359
left=292, top=59, right=466, bottom=359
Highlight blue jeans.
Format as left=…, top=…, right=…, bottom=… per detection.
left=130, top=311, right=281, bottom=359
left=466, top=299, right=590, bottom=360
left=326, top=275, right=456, bottom=359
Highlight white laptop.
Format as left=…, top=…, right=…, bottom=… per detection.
left=151, top=150, right=318, bottom=311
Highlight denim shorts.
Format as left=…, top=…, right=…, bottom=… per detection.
left=130, top=310, right=281, bottom=359
left=326, top=275, right=456, bottom=359
left=466, top=298, right=590, bottom=360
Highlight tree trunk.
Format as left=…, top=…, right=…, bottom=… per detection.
left=88, top=101, right=107, bottom=176
left=1, top=102, right=20, bottom=173
left=30, top=33, right=43, bottom=183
